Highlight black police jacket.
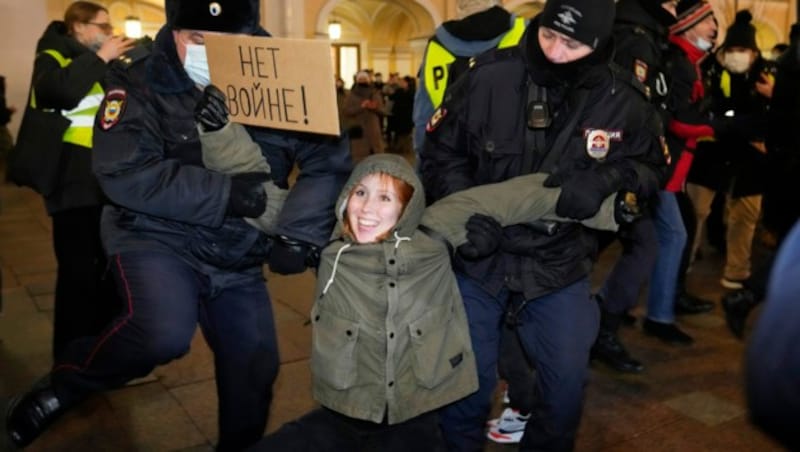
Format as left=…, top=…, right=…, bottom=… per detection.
left=613, top=0, right=674, bottom=126
left=422, top=20, right=667, bottom=300
left=92, top=26, right=351, bottom=276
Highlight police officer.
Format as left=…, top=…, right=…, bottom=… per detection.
left=423, top=0, right=667, bottom=449
left=591, top=0, right=678, bottom=374
left=412, top=0, right=526, bottom=170
left=5, top=0, right=351, bottom=450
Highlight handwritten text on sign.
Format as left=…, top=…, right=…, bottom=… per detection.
left=205, top=34, right=339, bottom=136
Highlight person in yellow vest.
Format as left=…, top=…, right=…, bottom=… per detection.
left=16, top=1, right=135, bottom=359
left=412, top=0, right=526, bottom=171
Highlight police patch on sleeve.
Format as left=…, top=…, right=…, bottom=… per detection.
left=426, top=107, right=447, bottom=132
left=586, top=129, right=611, bottom=160
left=634, top=59, right=648, bottom=83
left=100, top=89, right=127, bottom=130
left=660, top=135, right=672, bottom=165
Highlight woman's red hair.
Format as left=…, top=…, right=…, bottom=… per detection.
left=342, top=172, right=414, bottom=242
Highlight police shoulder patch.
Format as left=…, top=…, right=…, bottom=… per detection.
left=426, top=107, right=447, bottom=132
left=100, top=89, right=127, bottom=130
left=634, top=59, right=648, bottom=83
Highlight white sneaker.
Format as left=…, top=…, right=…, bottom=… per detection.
left=721, top=277, right=745, bottom=290
left=485, top=407, right=530, bottom=443
left=487, top=425, right=525, bottom=444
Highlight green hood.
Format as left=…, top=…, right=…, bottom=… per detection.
left=334, top=154, right=426, bottom=241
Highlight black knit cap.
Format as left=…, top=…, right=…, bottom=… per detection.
left=669, top=0, right=713, bottom=35
left=540, top=0, right=616, bottom=49
left=166, top=0, right=259, bottom=34
left=723, top=10, right=758, bottom=50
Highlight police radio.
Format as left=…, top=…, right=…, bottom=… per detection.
left=527, top=84, right=551, bottom=129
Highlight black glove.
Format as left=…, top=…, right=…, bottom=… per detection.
left=268, top=235, right=319, bottom=275
left=195, top=85, right=229, bottom=132
left=545, top=166, right=624, bottom=220
left=457, top=214, right=503, bottom=260
left=227, top=172, right=269, bottom=218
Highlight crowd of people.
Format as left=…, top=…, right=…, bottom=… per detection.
left=3, top=0, right=800, bottom=450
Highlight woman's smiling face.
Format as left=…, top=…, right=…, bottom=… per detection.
left=346, top=173, right=405, bottom=244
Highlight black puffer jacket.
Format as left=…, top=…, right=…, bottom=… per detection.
left=92, top=26, right=351, bottom=278
left=28, top=21, right=110, bottom=214
left=423, top=18, right=667, bottom=300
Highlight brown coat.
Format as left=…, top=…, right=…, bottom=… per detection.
left=342, top=84, right=385, bottom=162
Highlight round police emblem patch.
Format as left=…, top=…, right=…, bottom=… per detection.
left=100, top=89, right=127, bottom=131
left=586, top=129, right=610, bottom=160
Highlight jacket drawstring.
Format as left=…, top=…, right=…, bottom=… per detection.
left=394, top=230, right=411, bottom=249
left=322, top=243, right=351, bottom=296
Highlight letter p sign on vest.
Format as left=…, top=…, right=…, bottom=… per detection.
left=432, top=65, right=446, bottom=90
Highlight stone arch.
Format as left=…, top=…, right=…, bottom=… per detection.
left=315, top=0, right=441, bottom=37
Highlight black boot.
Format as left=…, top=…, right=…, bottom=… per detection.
left=591, top=306, right=644, bottom=373
left=675, top=291, right=715, bottom=315
left=592, top=328, right=644, bottom=373
left=721, top=289, right=757, bottom=339
left=6, top=377, right=68, bottom=448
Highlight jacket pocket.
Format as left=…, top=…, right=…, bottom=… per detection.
left=408, top=304, right=468, bottom=389
left=311, top=307, right=360, bottom=390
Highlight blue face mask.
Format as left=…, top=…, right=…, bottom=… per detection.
left=183, top=44, right=210, bottom=88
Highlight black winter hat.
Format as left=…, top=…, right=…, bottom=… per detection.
left=166, top=0, right=259, bottom=34
left=637, top=0, right=678, bottom=28
left=669, top=0, right=713, bottom=35
left=540, top=0, right=616, bottom=49
left=723, top=10, right=758, bottom=50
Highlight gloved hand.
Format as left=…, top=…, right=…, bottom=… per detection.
left=457, top=214, right=503, bottom=260
left=544, top=166, right=624, bottom=220
left=227, top=172, right=269, bottom=218
left=195, top=85, right=229, bottom=132
left=268, top=235, right=319, bottom=275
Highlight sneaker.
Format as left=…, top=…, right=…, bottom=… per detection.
left=487, top=425, right=525, bottom=444
left=720, top=277, right=745, bottom=290
left=486, top=407, right=529, bottom=441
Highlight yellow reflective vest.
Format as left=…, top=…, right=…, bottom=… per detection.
left=31, top=49, right=104, bottom=148
left=422, top=17, right=526, bottom=109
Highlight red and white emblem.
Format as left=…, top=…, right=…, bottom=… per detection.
left=100, top=89, right=127, bottom=130
left=586, top=129, right=610, bottom=160
left=634, top=59, right=649, bottom=83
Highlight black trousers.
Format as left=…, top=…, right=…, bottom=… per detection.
left=497, top=298, right=537, bottom=414
left=249, top=408, right=445, bottom=452
left=51, top=206, right=121, bottom=360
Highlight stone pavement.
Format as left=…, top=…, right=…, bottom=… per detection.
left=0, top=179, right=783, bottom=451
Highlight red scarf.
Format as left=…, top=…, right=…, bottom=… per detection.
left=669, top=35, right=708, bottom=102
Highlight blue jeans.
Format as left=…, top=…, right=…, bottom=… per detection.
left=53, top=250, right=279, bottom=451
left=646, top=191, right=688, bottom=323
left=439, top=274, right=599, bottom=451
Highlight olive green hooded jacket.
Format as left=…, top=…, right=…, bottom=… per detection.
left=311, top=153, right=618, bottom=424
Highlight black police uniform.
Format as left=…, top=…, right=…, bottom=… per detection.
left=423, top=18, right=667, bottom=451
left=6, top=25, right=351, bottom=452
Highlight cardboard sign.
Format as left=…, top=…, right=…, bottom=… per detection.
left=205, top=34, right=340, bottom=136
